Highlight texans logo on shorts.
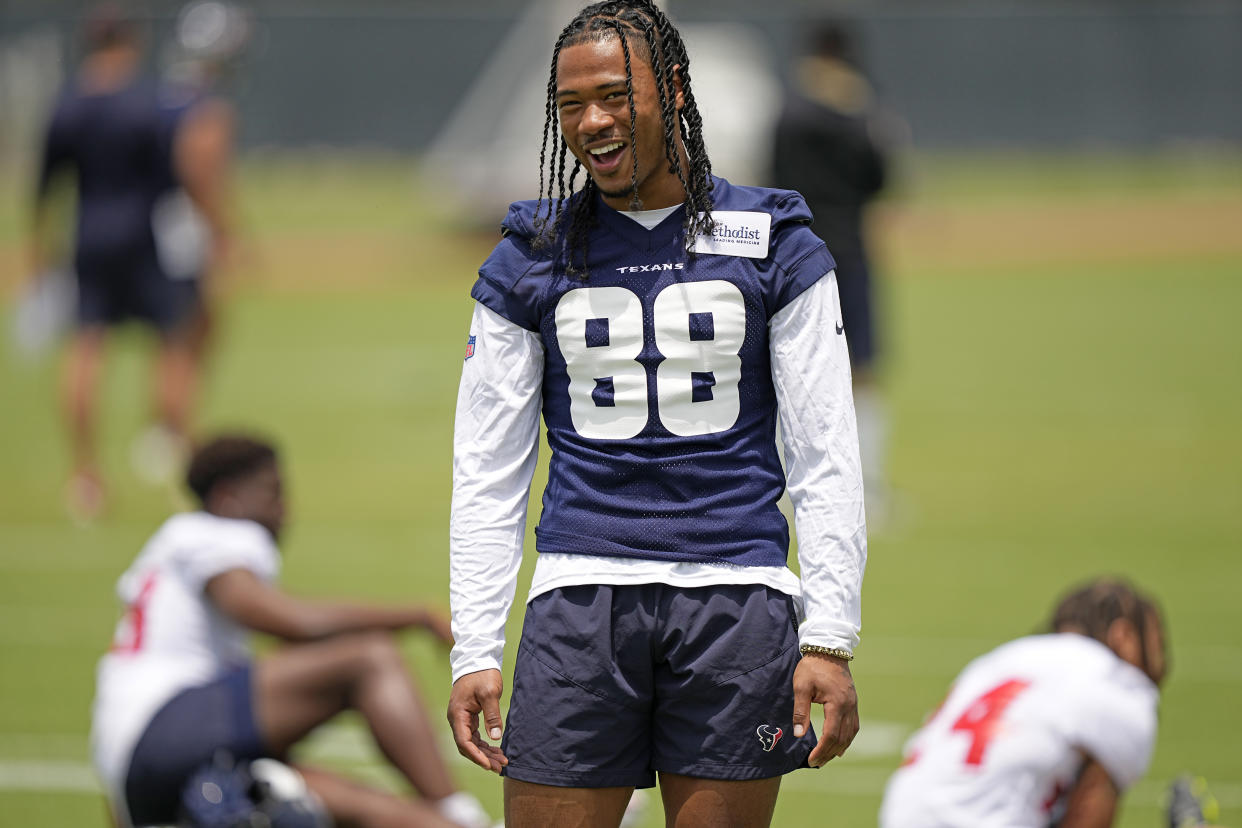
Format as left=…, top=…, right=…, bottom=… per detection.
left=756, top=724, right=783, bottom=752
left=464, top=334, right=476, bottom=361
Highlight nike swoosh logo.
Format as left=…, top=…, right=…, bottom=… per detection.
left=835, top=321, right=845, bottom=335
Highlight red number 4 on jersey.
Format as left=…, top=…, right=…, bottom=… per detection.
left=951, top=678, right=1032, bottom=766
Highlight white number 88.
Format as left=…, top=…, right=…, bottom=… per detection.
left=555, top=280, right=745, bottom=440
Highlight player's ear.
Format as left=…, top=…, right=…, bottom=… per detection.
left=671, top=63, right=684, bottom=111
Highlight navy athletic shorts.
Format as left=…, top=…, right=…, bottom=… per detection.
left=124, top=664, right=267, bottom=826
left=76, top=247, right=200, bottom=333
left=501, top=583, right=815, bottom=789
left=833, top=251, right=876, bottom=369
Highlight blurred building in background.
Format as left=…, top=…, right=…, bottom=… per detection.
left=3, top=0, right=1240, bottom=216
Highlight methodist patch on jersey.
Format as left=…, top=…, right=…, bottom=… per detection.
left=464, top=334, right=476, bottom=360
left=756, top=724, right=783, bottom=752
left=692, top=211, right=771, bottom=258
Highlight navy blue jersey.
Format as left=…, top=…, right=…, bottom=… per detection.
left=37, top=79, right=169, bottom=264
left=472, top=177, right=835, bottom=567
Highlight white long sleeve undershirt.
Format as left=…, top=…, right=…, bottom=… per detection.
left=448, top=272, right=866, bottom=682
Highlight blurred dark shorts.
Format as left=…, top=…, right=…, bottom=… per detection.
left=501, top=583, right=814, bottom=789
left=833, top=252, right=876, bottom=368
left=76, top=247, right=200, bottom=334
left=124, top=664, right=267, bottom=826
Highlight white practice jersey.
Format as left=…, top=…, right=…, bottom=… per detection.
left=90, top=512, right=279, bottom=797
left=880, top=633, right=1159, bottom=828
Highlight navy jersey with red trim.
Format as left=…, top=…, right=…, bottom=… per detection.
left=471, top=176, right=834, bottom=567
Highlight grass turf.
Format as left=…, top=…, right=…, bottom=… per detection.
left=0, top=152, right=1239, bottom=826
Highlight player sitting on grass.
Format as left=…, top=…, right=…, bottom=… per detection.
left=91, top=434, right=497, bottom=828
left=881, top=577, right=1166, bottom=828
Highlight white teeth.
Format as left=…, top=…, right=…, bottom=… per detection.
left=589, top=141, right=624, bottom=156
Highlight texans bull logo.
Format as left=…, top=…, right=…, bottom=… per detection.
left=756, top=724, right=783, bottom=752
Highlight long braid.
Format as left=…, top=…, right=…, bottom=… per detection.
left=532, top=0, right=716, bottom=277
left=652, top=10, right=714, bottom=248
left=533, top=54, right=559, bottom=233
left=612, top=20, right=643, bottom=212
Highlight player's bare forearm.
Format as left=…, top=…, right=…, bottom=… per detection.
left=792, top=653, right=859, bottom=768
left=175, top=99, right=236, bottom=263
left=302, top=602, right=454, bottom=643
left=266, top=600, right=456, bottom=644
left=1059, top=759, right=1120, bottom=828
left=447, top=669, right=508, bottom=774
left=206, top=570, right=452, bottom=643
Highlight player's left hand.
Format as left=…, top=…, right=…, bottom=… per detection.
left=448, top=669, right=508, bottom=774
left=792, top=653, right=859, bottom=768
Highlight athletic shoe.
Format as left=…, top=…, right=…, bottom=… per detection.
left=1167, top=774, right=1219, bottom=828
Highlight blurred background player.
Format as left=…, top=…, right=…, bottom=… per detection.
left=880, top=577, right=1167, bottom=828
left=130, top=0, right=251, bottom=484
left=91, top=434, right=498, bottom=828
left=157, top=2, right=249, bottom=375
left=769, top=20, right=898, bottom=520
left=27, top=4, right=243, bottom=520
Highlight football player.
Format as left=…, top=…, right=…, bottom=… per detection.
left=880, top=578, right=1167, bottom=828
left=92, top=435, right=496, bottom=828
left=28, top=8, right=204, bottom=518
left=129, top=0, right=252, bottom=485
left=769, top=20, right=897, bottom=523
left=446, top=2, right=866, bottom=826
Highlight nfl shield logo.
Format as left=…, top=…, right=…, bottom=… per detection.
left=464, top=334, right=476, bottom=361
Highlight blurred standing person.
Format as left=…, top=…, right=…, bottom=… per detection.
left=28, top=6, right=216, bottom=520
left=129, top=0, right=251, bottom=484
left=770, top=20, right=897, bottom=520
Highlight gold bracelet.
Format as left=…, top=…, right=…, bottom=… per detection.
left=799, top=644, right=854, bottom=661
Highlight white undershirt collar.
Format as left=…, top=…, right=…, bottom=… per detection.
left=619, top=203, right=682, bottom=230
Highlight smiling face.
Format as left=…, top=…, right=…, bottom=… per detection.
left=555, top=34, right=686, bottom=212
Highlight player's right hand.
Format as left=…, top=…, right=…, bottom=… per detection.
left=447, top=668, right=508, bottom=774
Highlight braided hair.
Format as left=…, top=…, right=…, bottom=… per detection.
left=1049, top=577, right=1165, bottom=681
left=533, top=0, right=714, bottom=278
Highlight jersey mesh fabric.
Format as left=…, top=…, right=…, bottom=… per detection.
left=472, top=177, right=835, bottom=568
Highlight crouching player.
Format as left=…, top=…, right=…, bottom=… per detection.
left=881, top=578, right=1166, bottom=828
left=91, top=435, right=496, bottom=828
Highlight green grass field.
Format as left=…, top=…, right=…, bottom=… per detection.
left=1, top=152, right=1239, bottom=827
